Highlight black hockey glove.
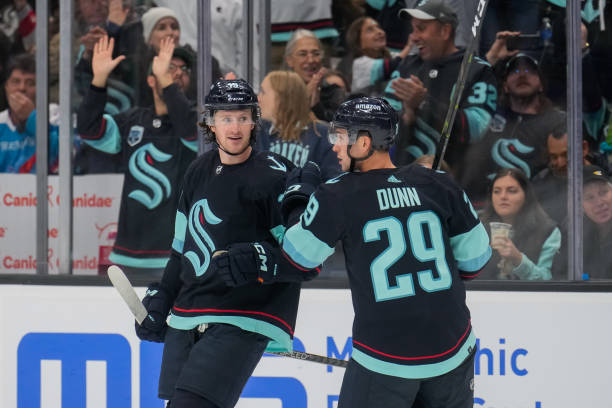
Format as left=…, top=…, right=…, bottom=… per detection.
left=212, top=242, right=319, bottom=287
left=135, top=282, right=172, bottom=343
left=280, top=161, right=322, bottom=225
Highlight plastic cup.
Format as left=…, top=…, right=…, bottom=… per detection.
left=490, top=222, right=513, bottom=249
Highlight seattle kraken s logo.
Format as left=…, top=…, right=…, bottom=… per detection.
left=185, top=199, right=222, bottom=277
left=491, top=138, right=534, bottom=178
left=128, top=143, right=172, bottom=209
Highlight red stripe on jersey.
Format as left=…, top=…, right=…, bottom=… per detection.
left=353, top=320, right=471, bottom=361
left=281, top=249, right=321, bottom=274
left=271, top=19, right=334, bottom=33
left=172, top=306, right=294, bottom=334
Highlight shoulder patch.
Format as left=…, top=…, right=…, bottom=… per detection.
left=127, top=125, right=144, bottom=147
left=267, top=155, right=287, bottom=172
left=325, top=172, right=348, bottom=184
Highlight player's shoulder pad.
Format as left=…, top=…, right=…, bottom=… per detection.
left=323, top=171, right=350, bottom=185
left=253, top=150, right=295, bottom=174
left=399, top=163, right=458, bottom=191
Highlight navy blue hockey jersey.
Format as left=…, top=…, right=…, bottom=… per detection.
left=166, top=150, right=299, bottom=352
left=282, top=164, right=491, bottom=378
left=77, top=84, right=198, bottom=268
left=256, top=120, right=341, bottom=180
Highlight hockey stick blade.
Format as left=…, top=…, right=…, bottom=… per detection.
left=432, top=0, right=491, bottom=170
left=107, top=266, right=348, bottom=367
left=108, top=265, right=148, bottom=324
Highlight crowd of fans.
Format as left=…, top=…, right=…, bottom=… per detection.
left=1, top=0, right=612, bottom=279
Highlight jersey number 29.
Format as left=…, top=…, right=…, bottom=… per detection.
left=363, top=211, right=452, bottom=302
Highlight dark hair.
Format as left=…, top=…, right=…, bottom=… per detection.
left=481, top=168, right=550, bottom=234
left=345, top=17, right=390, bottom=59
left=5, top=53, right=35, bottom=80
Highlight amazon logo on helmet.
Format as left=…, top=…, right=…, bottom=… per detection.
left=331, top=97, right=398, bottom=151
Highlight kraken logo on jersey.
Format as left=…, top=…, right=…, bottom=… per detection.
left=490, top=138, right=534, bottom=178
left=185, top=199, right=222, bottom=277
left=407, top=118, right=440, bottom=159
left=267, top=155, right=287, bottom=172
left=128, top=143, right=172, bottom=209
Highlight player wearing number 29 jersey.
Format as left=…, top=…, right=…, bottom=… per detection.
left=281, top=96, right=492, bottom=386
left=284, top=163, right=489, bottom=377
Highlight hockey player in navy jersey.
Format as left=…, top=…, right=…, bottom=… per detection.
left=134, top=78, right=317, bottom=408
left=214, top=97, right=492, bottom=407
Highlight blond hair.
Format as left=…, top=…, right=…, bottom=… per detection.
left=266, top=70, right=317, bottom=142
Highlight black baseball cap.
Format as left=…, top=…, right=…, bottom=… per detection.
left=504, top=53, right=541, bottom=78
left=172, top=45, right=195, bottom=69
left=583, top=165, right=610, bottom=185
left=398, top=0, right=458, bottom=29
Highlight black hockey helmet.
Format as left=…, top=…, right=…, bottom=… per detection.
left=329, top=96, right=398, bottom=151
left=204, top=79, right=260, bottom=125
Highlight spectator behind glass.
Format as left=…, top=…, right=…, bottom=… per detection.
left=338, top=16, right=413, bottom=96
left=71, top=0, right=139, bottom=115
left=0, top=53, right=59, bottom=173
left=532, top=126, right=595, bottom=226
left=283, top=29, right=345, bottom=122
left=582, top=165, right=612, bottom=280
left=479, top=168, right=561, bottom=280
left=256, top=70, right=341, bottom=180
left=76, top=36, right=197, bottom=274
left=383, top=0, right=497, bottom=177
left=459, top=53, right=565, bottom=208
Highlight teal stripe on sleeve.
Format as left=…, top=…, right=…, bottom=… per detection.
left=450, top=223, right=491, bottom=272
left=283, top=223, right=334, bottom=269
left=168, top=314, right=292, bottom=352
left=172, top=211, right=187, bottom=253
left=464, top=107, right=492, bottom=143
left=352, top=331, right=476, bottom=379
left=83, top=114, right=122, bottom=154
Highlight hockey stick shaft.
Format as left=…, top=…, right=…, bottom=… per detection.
left=432, top=0, right=491, bottom=171
left=269, top=350, right=348, bottom=368
left=107, top=265, right=348, bottom=368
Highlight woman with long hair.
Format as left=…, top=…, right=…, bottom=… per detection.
left=338, top=16, right=413, bottom=96
left=479, top=168, right=561, bottom=280
left=256, top=70, right=341, bottom=180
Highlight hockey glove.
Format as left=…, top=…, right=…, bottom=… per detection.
left=212, top=242, right=320, bottom=287
left=280, top=161, right=322, bottom=225
left=135, top=282, right=172, bottom=343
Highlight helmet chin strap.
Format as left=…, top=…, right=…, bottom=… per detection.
left=346, top=144, right=374, bottom=172
left=215, top=139, right=251, bottom=156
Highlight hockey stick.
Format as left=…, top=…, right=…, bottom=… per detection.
left=107, top=265, right=349, bottom=368
left=432, top=0, right=491, bottom=170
